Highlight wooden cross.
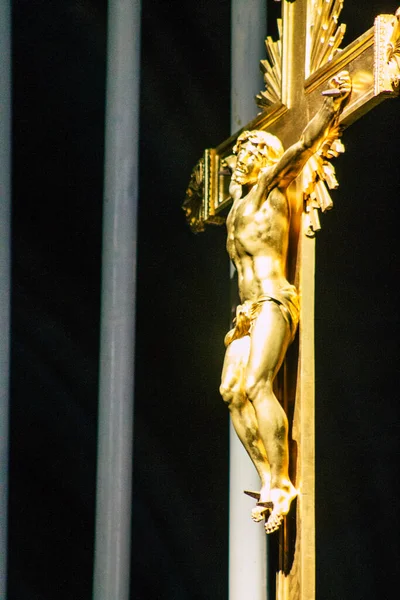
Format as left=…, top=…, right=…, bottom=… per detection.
left=183, top=2, right=400, bottom=599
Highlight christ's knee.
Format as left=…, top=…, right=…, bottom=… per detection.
left=244, top=375, right=274, bottom=407
left=220, top=382, right=245, bottom=411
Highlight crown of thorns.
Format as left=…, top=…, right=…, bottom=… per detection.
left=233, top=130, right=284, bottom=163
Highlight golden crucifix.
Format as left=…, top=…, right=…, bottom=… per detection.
left=183, top=1, right=399, bottom=598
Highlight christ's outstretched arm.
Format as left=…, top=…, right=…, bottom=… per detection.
left=254, top=71, right=351, bottom=205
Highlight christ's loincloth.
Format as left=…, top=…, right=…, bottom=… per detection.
left=224, top=286, right=300, bottom=347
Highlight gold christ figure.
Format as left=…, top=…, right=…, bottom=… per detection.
left=184, top=1, right=400, bottom=596
left=219, top=72, right=351, bottom=534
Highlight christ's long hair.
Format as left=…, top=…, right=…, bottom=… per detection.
left=233, top=130, right=284, bottom=164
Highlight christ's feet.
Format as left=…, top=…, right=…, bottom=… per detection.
left=264, top=482, right=297, bottom=534
left=251, top=482, right=272, bottom=523
left=251, top=502, right=272, bottom=523
left=265, top=511, right=283, bottom=534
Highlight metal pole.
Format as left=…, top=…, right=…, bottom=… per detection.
left=0, top=1, right=11, bottom=598
left=230, top=2, right=268, bottom=599
left=93, top=1, right=141, bottom=599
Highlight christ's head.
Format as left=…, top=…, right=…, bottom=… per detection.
left=232, top=130, right=284, bottom=185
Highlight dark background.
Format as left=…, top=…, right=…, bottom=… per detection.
left=8, top=1, right=400, bottom=598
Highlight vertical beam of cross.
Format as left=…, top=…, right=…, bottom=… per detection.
left=93, top=1, right=141, bottom=599
left=0, top=1, right=11, bottom=598
left=229, top=3, right=268, bottom=599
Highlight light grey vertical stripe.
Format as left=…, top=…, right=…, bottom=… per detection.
left=230, top=2, right=268, bottom=599
left=0, top=1, right=11, bottom=598
left=93, top=1, right=141, bottom=599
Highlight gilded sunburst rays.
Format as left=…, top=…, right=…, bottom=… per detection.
left=308, top=0, right=346, bottom=75
left=256, top=1, right=347, bottom=110
left=256, top=19, right=283, bottom=109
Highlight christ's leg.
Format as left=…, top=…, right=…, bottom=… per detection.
left=220, top=335, right=271, bottom=513
left=245, top=301, right=297, bottom=534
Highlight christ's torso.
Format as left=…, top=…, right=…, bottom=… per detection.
left=226, top=185, right=290, bottom=302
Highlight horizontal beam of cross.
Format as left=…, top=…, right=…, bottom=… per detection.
left=183, top=9, right=399, bottom=233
